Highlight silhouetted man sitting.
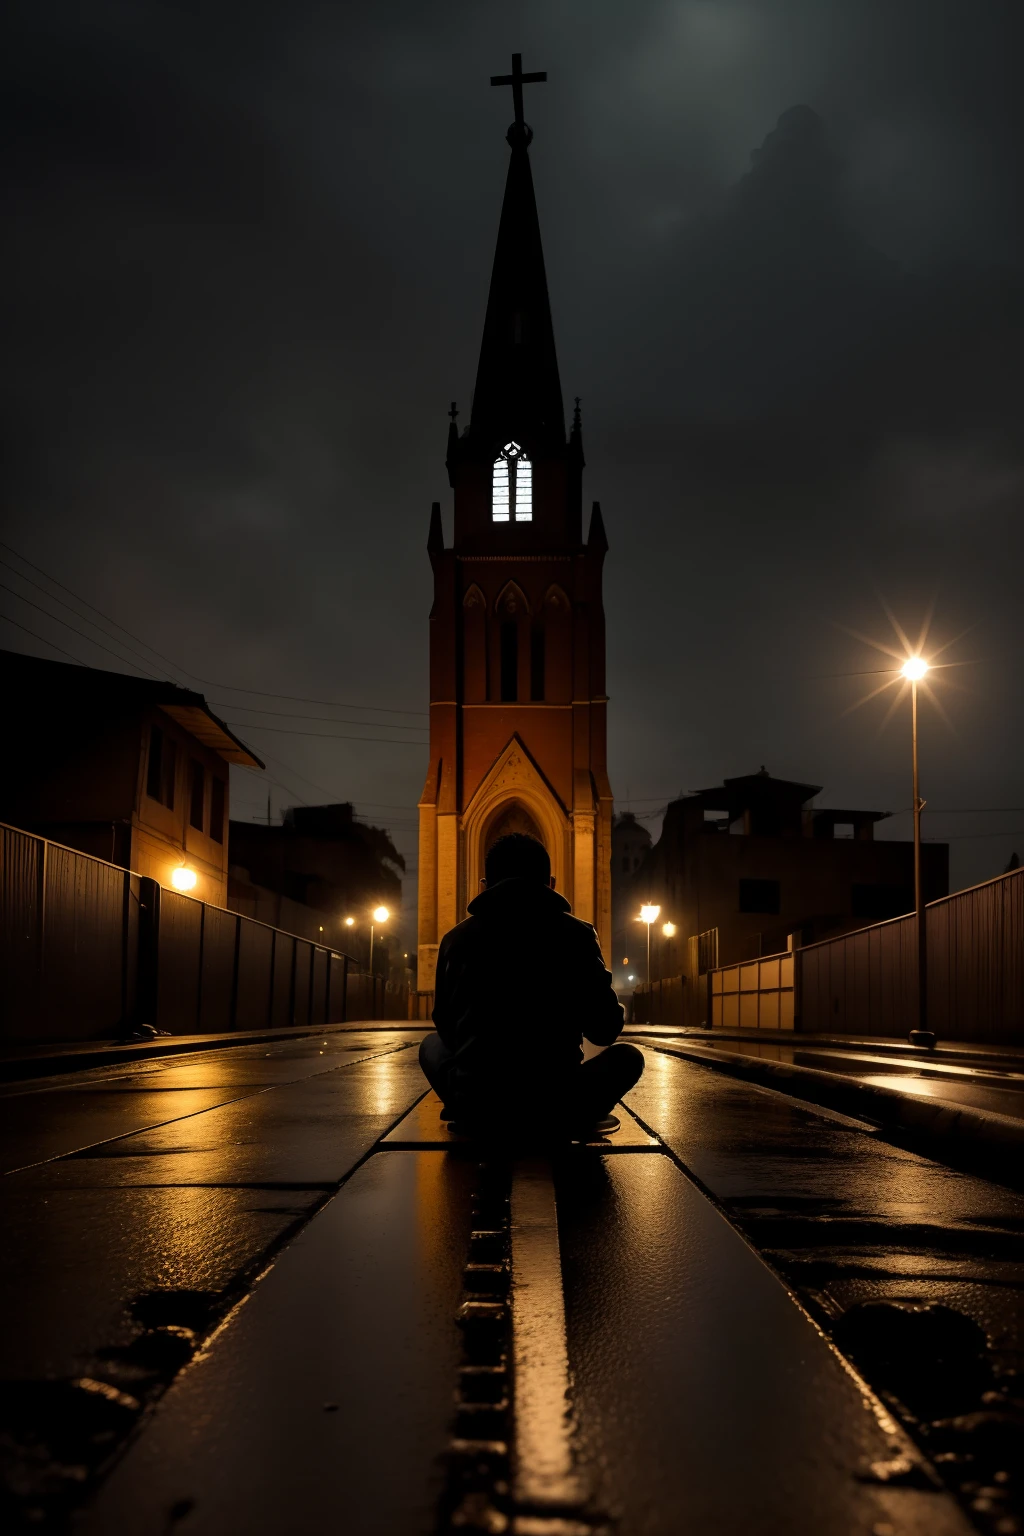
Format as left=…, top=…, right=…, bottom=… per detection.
left=419, top=833, right=644, bottom=1136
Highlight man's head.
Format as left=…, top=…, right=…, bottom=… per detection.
left=484, top=833, right=552, bottom=888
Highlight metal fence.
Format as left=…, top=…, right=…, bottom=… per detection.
left=702, top=864, right=1023, bottom=1044
left=1, top=822, right=397, bottom=1044
left=631, top=975, right=686, bottom=1026
left=710, top=953, right=796, bottom=1031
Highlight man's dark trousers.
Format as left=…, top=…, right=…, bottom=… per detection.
left=419, top=1032, right=644, bottom=1129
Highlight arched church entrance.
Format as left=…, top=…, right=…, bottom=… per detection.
left=483, top=799, right=546, bottom=857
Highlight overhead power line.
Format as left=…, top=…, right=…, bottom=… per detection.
left=209, top=682, right=427, bottom=717
left=224, top=720, right=428, bottom=746
left=212, top=702, right=428, bottom=731
left=0, top=613, right=82, bottom=664
left=0, top=538, right=428, bottom=717
left=0, top=557, right=179, bottom=681
left=0, top=584, right=158, bottom=678
left=0, top=544, right=187, bottom=680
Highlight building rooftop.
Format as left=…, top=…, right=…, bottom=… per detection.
left=0, top=649, right=263, bottom=768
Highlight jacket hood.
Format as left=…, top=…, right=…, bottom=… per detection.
left=467, top=879, right=572, bottom=918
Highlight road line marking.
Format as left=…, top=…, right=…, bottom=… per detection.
left=510, top=1158, right=587, bottom=1514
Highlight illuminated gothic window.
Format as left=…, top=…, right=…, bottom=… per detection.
left=492, top=442, right=532, bottom=522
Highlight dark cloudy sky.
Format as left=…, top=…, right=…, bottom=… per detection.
left=3, top=1, right=1023, bottom=937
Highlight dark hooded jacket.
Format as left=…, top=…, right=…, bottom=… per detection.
left=432, top=878, right=624, bottom=1111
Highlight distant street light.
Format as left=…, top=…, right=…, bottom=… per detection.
left=369, top=905, right=390, bottom=976
left=639, top=904, right=661, bottom=1015
left=662, top=922, right=677, bottom=938
left=900, top=656, right=933, bottom=1047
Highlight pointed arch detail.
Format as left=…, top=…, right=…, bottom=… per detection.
left=463, top=736, right=570, bottom=907
left=495, top=580, right=530, bottom=618
left=462, top=584, right=487, bottom=703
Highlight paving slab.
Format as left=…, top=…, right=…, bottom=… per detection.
left=558, top=1152, right=972, bottom=1536
left=6, top=1051, right=427, bottom=1185
left=0, top=1051, right=431, bottom=1391
left=77, top=1151, right=474, bottom=1536
left=0, top=1184, right=321, bottom=1379
left=0, top=1037, right=414, bottom=1172
left=625, top=1046, right=1024, bottom=1342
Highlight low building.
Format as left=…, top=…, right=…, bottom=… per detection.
left=640, top=768, right=948, bottom=1022
left=0, top=649, right=262, bottom=905
left=228, top=803, right=405, bottom=963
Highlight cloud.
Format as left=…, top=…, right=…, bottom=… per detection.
left=1, top=0, right=1022, bottom=897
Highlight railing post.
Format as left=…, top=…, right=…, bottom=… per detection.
left=229, top=914, right=242, bottom=1031
left=323, top=946, right=331, bottom=1025
left=196, top=900, right=206, bottom=1031
left=266, top=930, right=275, bottom=1029
left=137, top=876, right=161, bottom=1029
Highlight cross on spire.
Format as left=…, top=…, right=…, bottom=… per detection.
left=490, top=52, right=546, bottom=135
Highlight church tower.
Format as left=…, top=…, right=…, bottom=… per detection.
left=417, top=57, right=613, bottom=991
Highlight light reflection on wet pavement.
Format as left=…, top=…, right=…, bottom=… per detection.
left=635, top=1030, right=1024, bottom=1121
left=3, top=1026, right=1021, bottom=1534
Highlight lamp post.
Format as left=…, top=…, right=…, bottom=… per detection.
left=369, top=905, right=390, bottom=977
left=901, top=656, right=933, bottom=1048
left=640, top=904, right=660, bottom=1021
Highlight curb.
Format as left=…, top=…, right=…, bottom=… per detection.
left=642, top=1039, right=1024, bottom=1159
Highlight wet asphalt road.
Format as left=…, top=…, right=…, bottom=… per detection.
left=2, top=1027, right=1022, bottom=1534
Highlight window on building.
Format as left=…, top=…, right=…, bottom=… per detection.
left=210, top=776, right=226, bottom=843
left=834, top=822, right=854, bottom=839
left=738, top=877, right=780, bottom=914
left=146, top=725, right=163, bottom=802
left=492, top=442, right=532, bottom=522
left=162, top=739, right=177, bottom=809
left=500, top=620, right=518, bottom=701
left=189, top=761, right=205, bottom=831
left=146, top=724, right=176, bottom=809
left=530, top=623, right=545, bottom=700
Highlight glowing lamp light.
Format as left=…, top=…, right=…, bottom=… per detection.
left=344, top=917, right=355, bottom=927
left=627, top=973, right=635, bottom=981
left=170, top=865, right=197, bottom=892
left=639, top=904, right=661, bottom=925
left=662, top=922, right=677, bottom=938
left=901, top=656, right=929, bottom=681
left=373, top=906, right=390, bottom=923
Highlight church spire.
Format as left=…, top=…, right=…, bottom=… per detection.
left=470, top=55, right=564, bottom=451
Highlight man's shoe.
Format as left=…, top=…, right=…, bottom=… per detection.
left=584, top=1114, right=620, bottom=1137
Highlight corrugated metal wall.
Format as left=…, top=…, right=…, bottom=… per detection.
left=1, top=825, right=133, bottom=1043
left=0, top=822, right=396, bottom=1043
left=705, top=865, right=1023, bottom=1043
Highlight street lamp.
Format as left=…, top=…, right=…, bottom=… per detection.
left=369, top=905, right=390, bottom=975
left=170, top=864, right=197, bottom=892
left=639, top=904, right=660, bottom=1017
left=900, top=656, right=933, bottom=1047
